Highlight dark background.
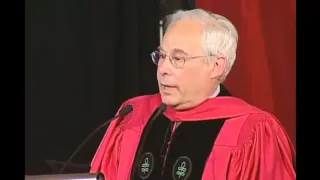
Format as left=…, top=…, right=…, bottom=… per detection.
left=25, top=0, right=195, bottom=175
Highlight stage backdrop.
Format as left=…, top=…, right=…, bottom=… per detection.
left=25, top=0, right=159, bottom=174
left=197, top=0, right=296, bottom=146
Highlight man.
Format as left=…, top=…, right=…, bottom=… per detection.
left=90, top=9, right=296, bottom=180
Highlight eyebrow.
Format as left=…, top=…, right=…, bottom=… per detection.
left=159, top=46, right=165, bottom=52
left=159, top=47, right=189, bottom=55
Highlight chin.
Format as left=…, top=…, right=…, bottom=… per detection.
left=160, top=93, right=180, bottom=106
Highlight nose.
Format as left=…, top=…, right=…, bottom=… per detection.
left=158, top=56, right=173, bottom=76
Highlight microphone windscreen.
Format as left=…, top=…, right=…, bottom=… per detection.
left=119, top=105, right=133, bottom=117
left=159, top=103, right=167, bottom=112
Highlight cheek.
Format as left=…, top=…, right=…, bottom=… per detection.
left=176, top=72, right=196, bottom=93
left=179, top=69, right=206, bottom=93
left=156, top=70, right=160, bottom=81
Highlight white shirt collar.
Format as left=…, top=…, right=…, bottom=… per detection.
left=209, top=84, right=220, bottom=98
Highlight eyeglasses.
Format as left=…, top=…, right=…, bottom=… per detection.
left=150, top=48, right=214, bottom=68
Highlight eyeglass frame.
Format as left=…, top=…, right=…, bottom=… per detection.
left=150, top=47, right=218, bottom=68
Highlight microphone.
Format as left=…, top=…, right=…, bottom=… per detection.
left=149, top=103, right=167, bottom=122
left=59, top=105, right=133, bottom=174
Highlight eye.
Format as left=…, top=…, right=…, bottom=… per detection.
left=171, top=54, right=185, bottom=61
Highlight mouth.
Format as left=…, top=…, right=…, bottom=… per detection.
left=161, top=84, right=176, bottom=88
left=160, top=84, right=178, bottom=94
left=161, top=83, right=176, bottom=88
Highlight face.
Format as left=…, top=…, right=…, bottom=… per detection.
left=157, top=20, right=224, bottom=110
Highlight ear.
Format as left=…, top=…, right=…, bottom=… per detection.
left=210, top=57, right=227, bottom=79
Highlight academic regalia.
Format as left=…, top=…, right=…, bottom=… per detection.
left=90, top=85, right=296, bottom=180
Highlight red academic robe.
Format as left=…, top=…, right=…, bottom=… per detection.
left=90, top=93, right=296, bottom=180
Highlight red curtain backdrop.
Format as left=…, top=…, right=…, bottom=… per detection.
left=197, top=0, right=296, bottom=146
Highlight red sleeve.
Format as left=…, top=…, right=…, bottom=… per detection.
left=227, top=114, right=296, bottom=180
left=89, top=102, right=127, bottom=179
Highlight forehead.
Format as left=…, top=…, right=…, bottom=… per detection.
left=161, top=19, right=203, bottom=54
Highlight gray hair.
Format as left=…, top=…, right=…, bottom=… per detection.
left=164, top=9, right=239, bottom=82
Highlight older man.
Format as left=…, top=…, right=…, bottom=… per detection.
left=90, top=9, right=296, bottom=180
